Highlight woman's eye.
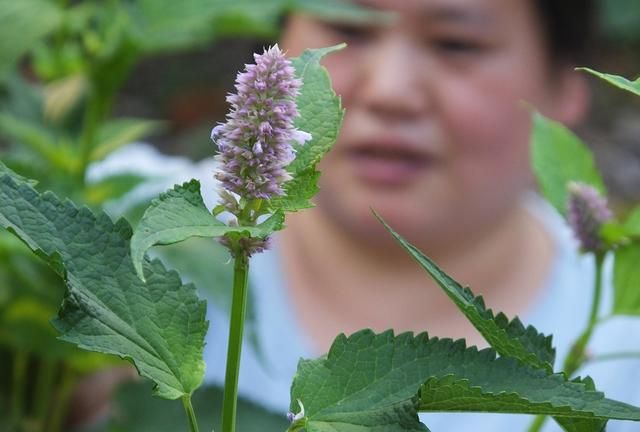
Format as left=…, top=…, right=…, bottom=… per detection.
left=323, top=22, right=373, bottom=42
left=432, top=38, right=483, bottom=55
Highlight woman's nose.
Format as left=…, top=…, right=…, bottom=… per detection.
left=357, top=36, right=428, bottom=120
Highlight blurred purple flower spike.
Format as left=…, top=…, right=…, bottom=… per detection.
left=567, top=181, right=613, bottom=252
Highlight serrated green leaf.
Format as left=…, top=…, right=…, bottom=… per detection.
left=131, top=180, right=284, bottom=280
left=613, top=243, right=640, bottom=316
left=90, top=118, right=165, bottom=162
left=0, top=0, right=62, bottom=82
left=552, top=377, right=607, bottom=432
left=290, top=333, right=430, bottom=432
left=270, top=45, right=345, bottom=212
left=531, top=112, right=606, bottom=216
left=0, top=159, right=37, bottom=186
left=153, top=237, right=233, bottom=311
left=579, top=68, right=640, bottom=98
left=379, top=216, right=612, bottom=432
left=0, top=174, right=208, bottom=399
left=290, top=330, right=640, bottom=432
left=378, top=214, right=555, bottom=372
left=289, top=44, right=345, bottom=172
left=269, top=168, right=320, bottom=211
left=420, top=375, right=607, bottom=432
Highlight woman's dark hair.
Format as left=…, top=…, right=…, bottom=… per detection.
left=534, top=0, right=597, bottom=65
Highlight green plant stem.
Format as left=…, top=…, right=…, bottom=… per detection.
left=562, top=252, right=605, bottom=376
left=10, top=350, right=28, bottom=426
left=182, top=395, right=201, bottom=432
left=528, top=252, right=606, bottom=432
left=221, top=251, right=250, bottom=432
left=34, top=359, right=57, bottom=426
left=46, top=366, right=76, bottom=432
left=527, top=415, right=546, bottom=432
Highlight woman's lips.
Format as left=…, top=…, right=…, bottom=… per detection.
left=346, top=145, right=434, bottom=187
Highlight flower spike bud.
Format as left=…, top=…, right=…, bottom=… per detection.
left=212, top=45, right=311, bottom=209
left=211, top=45, right=311, bottom=255
left=567, top=181, right=613, bottom=252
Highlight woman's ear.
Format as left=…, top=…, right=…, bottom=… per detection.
left=548, top=68, right=590, bottom=126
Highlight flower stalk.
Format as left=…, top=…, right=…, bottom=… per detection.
left=182, top=395, right=201, bottom=432
left=562, top=252, right=605, bottom=376
left=528, top=252, right=606, bottom=432
left=212, top=45, right=310, bottom=432
left=221, top=251, right=250, bottom=432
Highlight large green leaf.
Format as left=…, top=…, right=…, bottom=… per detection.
left=269, top=168, right=320, bottom=211
left=290, top=330, right=640, bottom=432
left=0, top=159, right=37, bottom=186
left=153, top=237, right=233, bottom=311
left=613, top=243, right=640, bottom=316
left=269, top=44, right=345, bottom=212
left=0, top=174, right=207, bottom=400
left=419, top=375, right=607, bottom=432
left=530, top=112, right=606, bottom=216
left=0, top=0, right=62, bottom=81
left=380, top=216, right=611, bottom=432
left=131, top=180, right=284, bottom=280
left=378, top=215, right=555, bottom=372
left=579, top=68, right=640, bottom=98
left=552, top=377, right=607, bottom=432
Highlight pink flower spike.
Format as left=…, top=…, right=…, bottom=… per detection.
left=567, top=181, right=613, bottom=252
left=211, top=45, right=309, bottom=205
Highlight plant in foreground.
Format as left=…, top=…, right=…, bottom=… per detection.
left=211, top=44, right=311, bottom=432
left=0, top=48, right=640, bottom=432
left=130, top=43, right=345, bottom=432
left=525, top=69, right=640, bottom=432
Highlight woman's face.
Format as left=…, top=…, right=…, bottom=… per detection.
left=281, top=0, right=586, bottom=248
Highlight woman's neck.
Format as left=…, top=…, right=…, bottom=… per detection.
left=278, top=202, right=555, bottom=354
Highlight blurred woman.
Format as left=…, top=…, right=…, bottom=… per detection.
left=202, top=1, right=640, bottom=430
